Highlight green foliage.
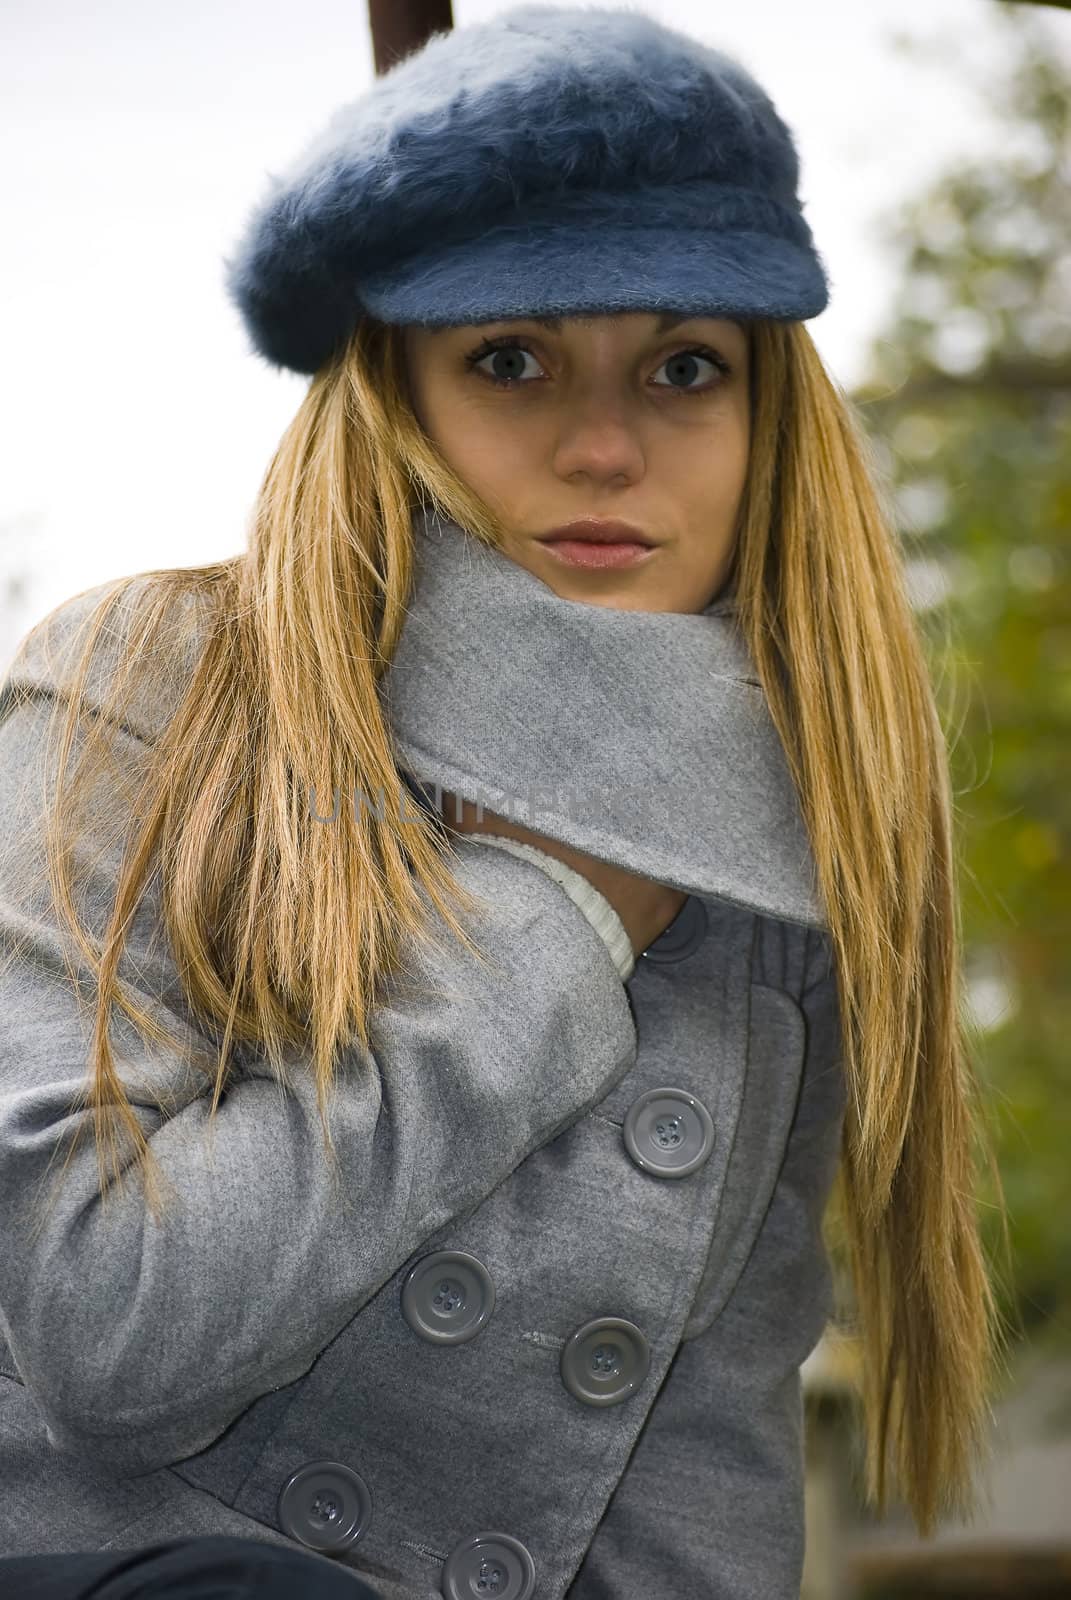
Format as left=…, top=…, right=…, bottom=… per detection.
left=851, top=3, right=1071, bottom=1352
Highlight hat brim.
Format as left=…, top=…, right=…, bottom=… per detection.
left=356, top=222, right=828, bottom=328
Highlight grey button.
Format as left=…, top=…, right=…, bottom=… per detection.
left=277, top=1460, right=372, bottom=1553
left=560, top=1317, right=651, bottom=1407
left=441, top=1531, right=536, bottom=1600
left=401, top=1250, right=496, bottom=1344
left=622, top=1087, right=715, bottom=1178
left=640, top=894, right=708, bottom=963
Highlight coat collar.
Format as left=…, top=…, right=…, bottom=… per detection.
left=378, top=505, right=827, bottom=931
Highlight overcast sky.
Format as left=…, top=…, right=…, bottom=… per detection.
left=2, top=0, right=1069, bottom=652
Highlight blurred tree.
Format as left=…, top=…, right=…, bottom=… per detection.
left=852, top=1, right=1071, bottom=1354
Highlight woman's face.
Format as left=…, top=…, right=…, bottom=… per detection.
left=401, top=312, right=751, bottom=614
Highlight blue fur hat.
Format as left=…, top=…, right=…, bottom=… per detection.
left=224, top=3, right=830, bottom=376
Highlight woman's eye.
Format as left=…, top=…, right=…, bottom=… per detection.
left=464, top=340, right=730, bottom=392
left=651, top=349, right=730, bottom=392
left=467, top=343, right=543, bottom=386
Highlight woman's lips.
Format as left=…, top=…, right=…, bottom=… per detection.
left=538, top=538, right=657, bottom=570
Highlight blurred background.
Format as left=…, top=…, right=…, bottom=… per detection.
left=2, top=1, right=1069, bottom=1594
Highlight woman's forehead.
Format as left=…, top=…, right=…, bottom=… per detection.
left=423, top=311, right=750, bottom=338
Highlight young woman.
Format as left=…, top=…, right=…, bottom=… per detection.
left=0, top=6, right=1008, bottom=1599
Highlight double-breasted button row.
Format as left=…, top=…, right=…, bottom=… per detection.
left=400, top=1252, right=655, bottom=1407
left=277, top=1462, right=536, bottom=1597
left=397, top=1096, right=717, bottom=1357
left=275, top=898, right=712, bottom=1585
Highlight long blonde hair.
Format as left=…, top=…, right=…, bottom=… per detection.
left=0, top=313, right=1010, bottom=1538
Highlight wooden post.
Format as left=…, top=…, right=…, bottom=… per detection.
left=367, top=0, right=454, bottom=76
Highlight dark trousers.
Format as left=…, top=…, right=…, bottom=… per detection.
left=0, top=1534, right=384, bottom=1598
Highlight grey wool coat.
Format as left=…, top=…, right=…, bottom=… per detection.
left=0, top=513, right=848, bottom=1600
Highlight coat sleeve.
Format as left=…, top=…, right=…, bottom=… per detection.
left=0, top=603, right=638, bottom=1478
left=565, top=928, right=847, bottom=1600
